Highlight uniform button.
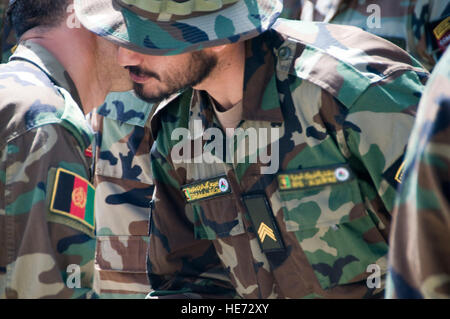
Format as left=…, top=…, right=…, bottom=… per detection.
left=278, top=46, right=291, bottom=59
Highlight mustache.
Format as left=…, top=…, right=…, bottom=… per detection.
left=126, top=66, right=161, bottom=81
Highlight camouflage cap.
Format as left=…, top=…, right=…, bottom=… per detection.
left=74, top=0, right=283, bottom=56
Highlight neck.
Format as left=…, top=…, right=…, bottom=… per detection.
left=21, top=28, right=108, bottom=114
left=194, top=42, right=246, bottom=110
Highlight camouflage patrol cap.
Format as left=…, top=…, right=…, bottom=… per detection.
left=73, top=0, right=283, bottom=56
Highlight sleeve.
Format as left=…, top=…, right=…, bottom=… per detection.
left=147, top=141, right=238, bottom=298
left=1, top=124, right=96, bottom=299
left=387, top=52, right=450, bottom=299
left=342, top=69, right=427, bottom=214
left=387, top=108, right=450, bottom=298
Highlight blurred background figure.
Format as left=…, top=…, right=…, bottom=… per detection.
left=281, top=0, right=450, bottom=70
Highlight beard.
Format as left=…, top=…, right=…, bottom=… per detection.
left=129, top=50, right=218, bottom=104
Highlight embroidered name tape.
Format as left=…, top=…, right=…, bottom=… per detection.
left=182, top=176, right=231, bottom=203
left=50, top=168, right=95, bottom=230
left=278, top=164, right=353, bottom=191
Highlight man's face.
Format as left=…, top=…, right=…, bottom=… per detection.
left=118, top=48, right=218, bottom=103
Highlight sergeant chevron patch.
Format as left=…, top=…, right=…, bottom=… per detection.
left=49, top=168, right=95, bottom=231
left=258, top=222, right=277, bottom=243
left=242, top=194, right=285, bottom=253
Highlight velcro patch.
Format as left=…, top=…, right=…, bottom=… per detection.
left=278, top=164, right=353, bottom=191
left=49, top=168, right=95, bottom=231
left=433, top=16, right=450, bottom=52
left=242, top=193, right=285, bottom=253
left=182, top=175, right=231, bottom=203
left=382, top=157, right=406, bottom=188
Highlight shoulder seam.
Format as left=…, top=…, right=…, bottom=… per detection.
left=1, top=120, right=72, bottom=150
left=278, top=41, right=425, bottom=108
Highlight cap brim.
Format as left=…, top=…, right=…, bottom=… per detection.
left=74, top=0, right=282, bottom=56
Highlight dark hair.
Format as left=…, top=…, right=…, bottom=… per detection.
left=7, top=0, right=71, bottom=38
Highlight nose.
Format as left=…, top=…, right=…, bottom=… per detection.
left=117, top=47, right=144, bottom=67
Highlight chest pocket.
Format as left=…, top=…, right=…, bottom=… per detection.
left=277, top=165, right=389, bottom=290
left=92, top=104, right=153, bottom=296
left=190, top=195, right=246, bottom=240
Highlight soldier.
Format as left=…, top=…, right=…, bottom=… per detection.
left=90, top=91, right=155, bottom=298
left=75, top=0, right=428, bottom=298
left=281, top=0, right=450, bottom=70
left=0, top=0, right=131, bottom=298
left=386, top=47, right=450, bottom=299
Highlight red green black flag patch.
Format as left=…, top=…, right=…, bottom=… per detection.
left=50, top=168, right=95, bottom=230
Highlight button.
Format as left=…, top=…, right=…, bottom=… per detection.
left=331, top=224, right=340, bottom=231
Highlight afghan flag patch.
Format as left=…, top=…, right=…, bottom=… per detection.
left=49, top=168, right=95, bottom=231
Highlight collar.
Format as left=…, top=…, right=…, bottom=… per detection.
left=240, top=33, right=284, bottom=123
left=9, top=40, right=83, bottom=108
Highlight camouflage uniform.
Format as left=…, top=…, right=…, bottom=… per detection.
left=0, top=41, right=96, bottom=298
left=147, top=20, right=429, bottom=299
left=91, top=91, right=154, bottom=298
left=386, top=48, right=450, bottom=299
left=281, top=0, right=450, bottom=70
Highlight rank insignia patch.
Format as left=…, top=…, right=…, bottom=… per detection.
left=383, top=156, right=406, bottom=188
left=278, top=164, right=353, bottom=191
left=242, top=194, right=285, bottom=253
left=258, top=222, right=277, bottom=243
left=182, top=175, right=231, bottom=203
left=49, top=168, right=95, bottom=230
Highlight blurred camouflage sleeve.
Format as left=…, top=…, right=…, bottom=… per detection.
left=387, top=49, right=450, bottom=299
left=339, top=69, right=427, bottom=214
left=147, top=124, right=238, bottom=298
left=411, top=0, right=450, bottom=70
left=0, top=123, right=96, bottom=299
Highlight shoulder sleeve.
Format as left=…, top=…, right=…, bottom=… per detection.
left=343, top=68, right=427, bottom=213
left=1, top=123, right=96, bottom=299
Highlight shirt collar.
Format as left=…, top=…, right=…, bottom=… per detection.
left=240, top=33, right=284, bottom=123
left=10, top=40, right=83, bottom=108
